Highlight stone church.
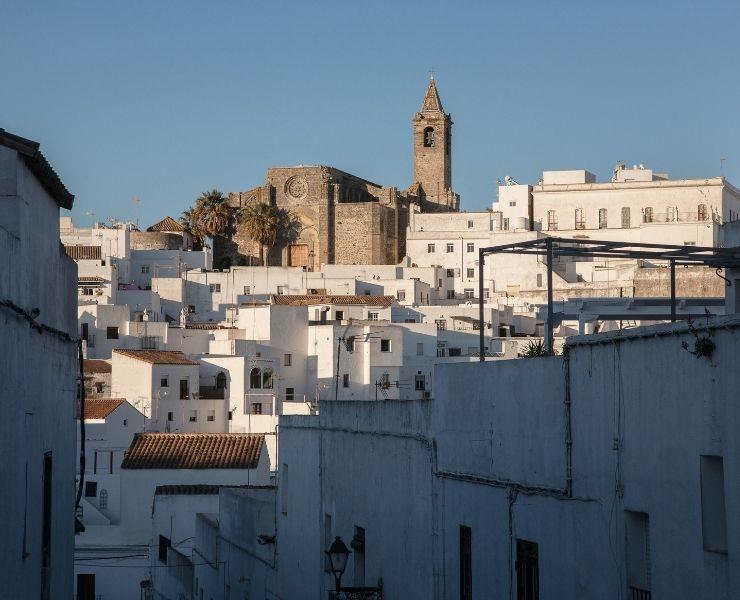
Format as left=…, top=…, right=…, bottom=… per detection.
left=215, top=77, right=459, bottom=270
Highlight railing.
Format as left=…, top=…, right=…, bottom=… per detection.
left=199, top=386, right=225, bottom=400
left=628, top=587, right=651, bottom=600
left=329, top=588, right=383, bottom=600
left=643, top=211, right=709, bottom=224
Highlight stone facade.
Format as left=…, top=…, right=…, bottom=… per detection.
left=214, top=78, right=458, bottom=269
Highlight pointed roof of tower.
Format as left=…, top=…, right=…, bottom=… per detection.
left=420, top=75, right=444, bottom=114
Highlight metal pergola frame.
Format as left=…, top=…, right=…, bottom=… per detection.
left=478, top=237, right=740, bottom=359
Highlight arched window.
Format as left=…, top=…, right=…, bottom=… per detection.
left=621, top=207, right=631, bottom=228
left=644, top=207, right=653, bottom=223
left=99, top=489, right=108, bottom=509
left=547, top=210, right=557, bottom=231
left=262, top=369, right=273, bottom=390
left=598, top=208, right=608, bottom=229
left=249, top=367, right=262, bottom=389
left=423, top=127, right=435, bottom=148
left=216, top=372, right=227, bottom=389
left=575, top=208, right=585, bottom=230
left=698, top=204, right=708, bottom=221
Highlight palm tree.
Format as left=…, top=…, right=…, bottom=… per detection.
left=238, top=201, right=281, bottom=265
left=180, top=189, right=232, bottom=246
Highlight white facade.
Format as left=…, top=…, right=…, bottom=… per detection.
left=276, top=315, right=740, bottom=599
left=0, top=136, right=77, bottom=598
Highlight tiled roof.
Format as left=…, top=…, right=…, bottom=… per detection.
left=122, top=433, right=264, bottom=470
left=65, top=245, right=101, bottom=260
left=83, top=359, right=112, bottom=374
left=185, top=322, right=227, bottom=330
left=112, top=349, right=199, bottom=365
left=78, top=398, right=125, bottom=420
left=272, top=294, right=395, bottom=307
left=155, top=484, right=223, bottom=496
left=147, top=216, right=187, bottom=233
left=0, top=128, right=74, bottom=209
left=78, top=275, right=105, bottom=283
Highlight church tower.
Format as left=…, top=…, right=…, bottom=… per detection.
left=412, top=76, right=458, bottom=211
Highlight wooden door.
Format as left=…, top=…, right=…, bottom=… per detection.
left=289, top=244, right=309, bottom=267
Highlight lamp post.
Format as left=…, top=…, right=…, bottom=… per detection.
left=325, top=536, right=351, bottom=592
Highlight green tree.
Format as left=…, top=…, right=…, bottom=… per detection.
left=180, top=189, right=232, bottom=246
left=238, top=202, right=300, bottom=266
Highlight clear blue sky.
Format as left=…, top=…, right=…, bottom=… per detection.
left=4, top=0, right=740, bottom=227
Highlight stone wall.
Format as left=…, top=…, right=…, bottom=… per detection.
left=633, top=265, right=725, bottom=297
left=130, top=231, right=183, bottom=251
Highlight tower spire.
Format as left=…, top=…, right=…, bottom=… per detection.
left=420, top=75, right=444, bottom=114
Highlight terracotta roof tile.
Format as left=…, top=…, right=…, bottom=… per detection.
left=122, top=433, right=264, bottom=470
left=147, top=216, right=187, bottom=233
left=271, top=294, right=395, bottom=307
left=77, top=398, right=125, bottom=420
left=155, top=484, right=223, bottom=496
left=65, top=245, right=101, bottom=260
left=78, top=275, right=105, bottom=283
left=83, top=359, right=112, bottom=374
left=112, top=349, right=199, bottom=365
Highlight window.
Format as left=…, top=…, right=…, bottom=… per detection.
left=81, top=287, right=94, bottom=296
left=94, top=382, right=103, bottom=394
left=158, top=535, right=171, bottom=563
left=437, top=342, right=447, bottom=357
left=684, top=241, right=696, bottom=246
left=598, top=208, right=608, bottom=229
left=516, top=539, right=539, bottom=600
left=380, top=339, right=391, bottom=352
left=251, top=403, right=262, bottom=415
left=99, top=489, right=108, bottom=509
left=141, top=265, right=149, bottom=274
left=416, top=342, right=424, bottom=356
left=167, top=412, right=174, bottom=422
left=189, top=410, right=197, bottom=422
left=448, top=347, right=462, bottom=357
left=621, top=206, right=631, bottom=228
left=207, top=410, right=215, bottom=422
left=243, top=285, right=251, bottom=295
left=575, top=208, right=585, bottom=230
left=438, top=278, right=442, bottom=288
left=179, top=379, right=189, bottom=399
left=464, top=289, right=474, bottom=299
left=547, top=210, right=557, bottom=231
left=644, top=206, right=653, bottom=223
left=345, top=336, right=355, bottom=352
left=503, top=217, right=510, bottom=230
left=284, top=354, right=292, bottom=367
left=446, top=243, right=454, bottom=253
left=363, top=290, right=371, bottom=295
left=277, top=285, right=286, bottom=295
left=484, top=289, right=490, bottom=299
left=188, top=305, right=196, bottom=314
left=335, top=310, right=344, bottom=321
left=427, top=243, right=436, bottom=253
left=625, top=512, right=650, bottom=598
left=537, top=273, right=543, bottom=287
left=281, top=464, right=289, bottom=515
left=122, top=419, right=128, bottom=427
left=216, top=372, right=226, bottom=389
left=84, top=481, right=97, bottom=497
left=466, top=268, right=475, bottom=278
left=368, top=312, right=379, bottom=321
left=286, top=387, right=295, bottom=401
left=250, top=367, right=262, bottom=389
left=160, top=377, right=169, bottom=387
left=415, top=374, right=425, bottom=391
left=228, top=411, right=233, bottom=421
left=106, top=326, right=119, bottom=340
left=81, top=323, right=89, bottom=341
left=352, top=526, right=366, bottom=586
left=423, top=126, right=435, bottom=147
left=397, top=290, right=406, bottom=301
left=446, top=269, right=454, bottom=278
left=666, top=206, right=677, bottom=221
left=466, top=243, right=474, bottom=253
left=262, top=369, right=273, bottom=389
left=435, top=319, right=447, bottom=331
left=700, top=455, right=727, bottom=553
left=460, top=526, right=472, bottom=600
left=343, top=373, right=350, bottom=388
left=509, top=201, right=517, bottom=207
left=698, top=203, right=708, bottom=221
left=76, top=574, right=95, bottom=600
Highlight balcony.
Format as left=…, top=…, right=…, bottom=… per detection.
left=199, top=385, right=225, bottom=400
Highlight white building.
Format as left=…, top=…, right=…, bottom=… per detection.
left=275, top=314, right=740, bottom=599
left=0, top=129, right=77, bottom=599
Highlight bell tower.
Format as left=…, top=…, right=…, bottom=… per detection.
left=412, top=76, right=457, bottom=211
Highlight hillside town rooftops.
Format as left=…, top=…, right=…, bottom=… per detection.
left=112, top=349, right=199, bottom=365
left=272, top=294, right=395, bottom=307
left=146, top=216, right=187, bottom=233
left=77, top=398, right=125, bottom=420
left=122, top=433, right=264, bottom=470
left=0, top=128, right=74, bottom=209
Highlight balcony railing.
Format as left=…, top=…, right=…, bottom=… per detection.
left=643, top=211, right=709, bottom=224
left=628, top=587, right=651, bottom=600
left=199, top=386, right=225, bottom=400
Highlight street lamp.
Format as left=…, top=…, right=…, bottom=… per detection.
left=325, top=536, right=352, bottom=592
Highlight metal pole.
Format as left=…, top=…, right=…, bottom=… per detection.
left=670, top=259, right=677, bottom=322
left=478, top=248, right=485, bottom=362
left=546, top=239, right=554, bottom=355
